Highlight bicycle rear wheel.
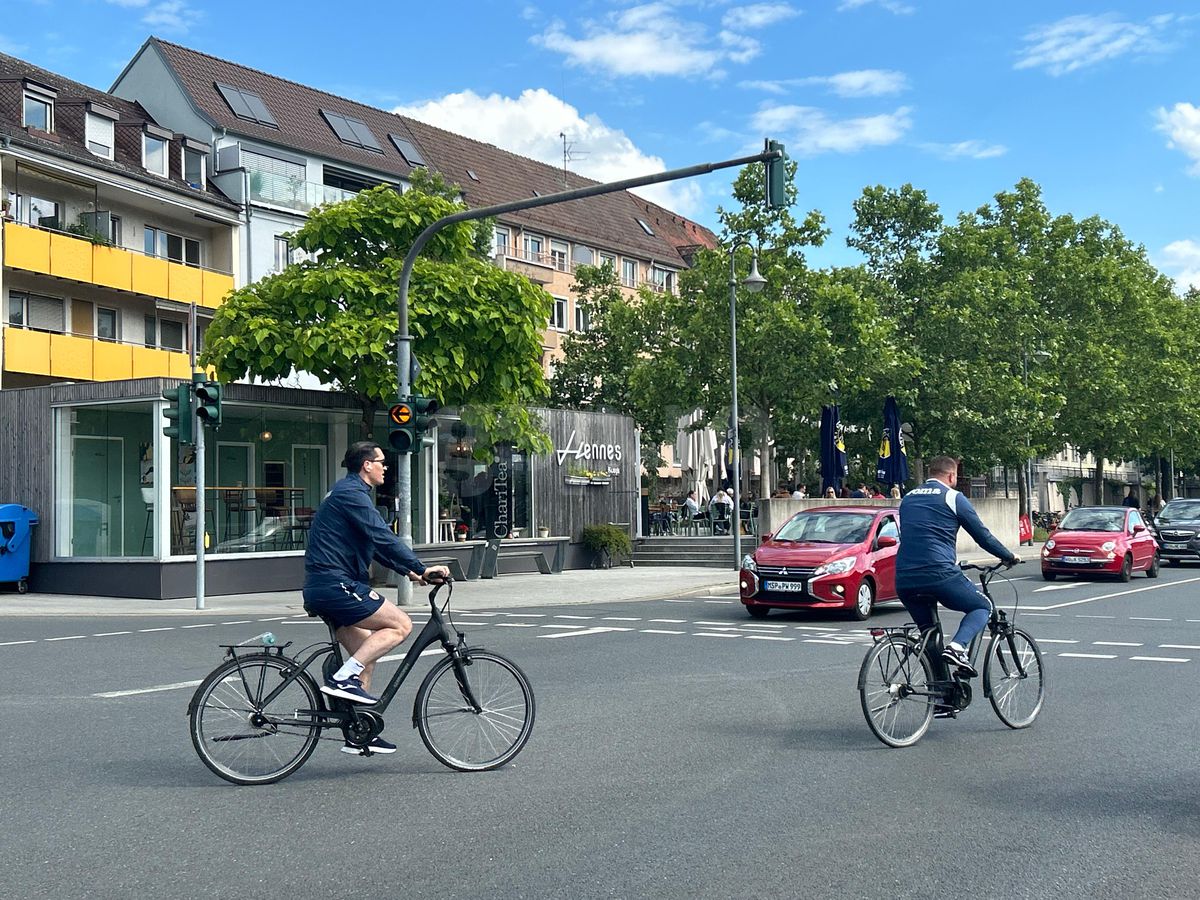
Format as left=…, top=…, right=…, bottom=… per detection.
left=984, top=628, right=1045, bottom=729
left=415, top=650, right=535, bottom=772
left=189, top=654, right=323, bottom=785
left=858, top=637, right=935, bottom=748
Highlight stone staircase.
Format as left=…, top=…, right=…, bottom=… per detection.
left=631, top=535, right=749, bottom=569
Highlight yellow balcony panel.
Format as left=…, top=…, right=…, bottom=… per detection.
left=168, top=351, right=191, bottom=378
left=92, top=245, right=133, bottom=292
left=93, top=339, right=134, bottom=380
left=201, top=270, right=234, bottom=308
left=131, top=254, right=170, bottom=299
left=132, top=345, right=176, bottom=378
left=3, top=327, right=51, bottom=375
left=167, top=261, right=203, bottom=303
left=49, top=333, right=94, bottom=380
left=49, top=232, right=93, bottom=283
left=4, top=222, right=51, bottom=274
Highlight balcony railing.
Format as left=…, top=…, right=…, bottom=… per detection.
left=246, top=171, right=357, bottom=213
left=2, top=324, right=194, bottom=381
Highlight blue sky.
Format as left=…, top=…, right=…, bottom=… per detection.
left=6, top=1, right=1200, bottom=288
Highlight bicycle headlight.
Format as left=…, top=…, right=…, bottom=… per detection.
left=814, top=557, right=856, bottom=577
left=741, top=554, right=757, bottom=572
left=1100, top=541, right=1116, bottom=552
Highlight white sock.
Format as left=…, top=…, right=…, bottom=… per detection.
left=948, top=641, right=966, bottom=653
left=333, top=657, right=365, bottom=681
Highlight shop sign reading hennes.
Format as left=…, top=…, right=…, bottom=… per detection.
left=555, top=430, right=623, bottom=474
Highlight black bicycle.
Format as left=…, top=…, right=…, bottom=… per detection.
left=188, top=579, right=535, bottom=785
left=857, top=561, right=1045, bottom=748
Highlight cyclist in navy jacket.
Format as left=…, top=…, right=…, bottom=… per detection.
left=896, top=455, right=1019, bottom=677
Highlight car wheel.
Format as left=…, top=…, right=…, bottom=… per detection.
left=1042, top=570, right=1057, bottom=581
left=1146, top=553, right=1160, bottom=578
left=746, top=605, right=771, bottom=619
left=850, top=579, right=875, bottom=621
left=1119, top=554, right=1133, bottom=582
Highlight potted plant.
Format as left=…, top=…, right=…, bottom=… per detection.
left=454, top=524, right=468, bottom=542
left=537, top=525, right=551, bottom=539
left=581, top=524, right=632, bottom=569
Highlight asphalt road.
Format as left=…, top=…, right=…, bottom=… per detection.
left=2, top=564, right=1199, bottom=899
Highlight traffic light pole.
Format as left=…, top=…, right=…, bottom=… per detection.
left=190, top=304, right=205, bottom=611
left=393, top=143, right=786, bottom=605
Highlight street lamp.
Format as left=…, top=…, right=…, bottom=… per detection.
left=1022, top=346, right=1051, bottom=531
left=729, top=242, right=766, bottom=569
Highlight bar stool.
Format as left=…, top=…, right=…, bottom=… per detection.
left=222, top=489, right=255, bottom=541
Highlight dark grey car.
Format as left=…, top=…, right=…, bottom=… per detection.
left=1152, top=500, right=1200, bottom=565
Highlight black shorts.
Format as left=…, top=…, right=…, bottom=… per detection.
left=302, top=580, right=385, bottom=628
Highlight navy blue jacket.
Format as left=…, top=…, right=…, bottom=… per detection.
left=896, top=478, right=1011, bottom=588
left=304, top=474, right=425, bottom=589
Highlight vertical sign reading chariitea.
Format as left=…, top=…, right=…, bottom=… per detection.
left=481, top=443, right=514, bottom=578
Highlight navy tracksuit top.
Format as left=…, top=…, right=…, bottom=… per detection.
left=895, top=478, right=1011, bottom=589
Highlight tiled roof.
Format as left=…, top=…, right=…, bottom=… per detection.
left=143, top=38, right=717, bottom=267
left=0, top=51, right=237, bottom=211
left=149, top=38, right=421, bottom=182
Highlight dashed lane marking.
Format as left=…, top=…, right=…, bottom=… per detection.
left=500, top=613, right=544, bottom=618
left=0, top=640, right=35, bottom=646
left=1094, top=641, right=1143, bottom=647
left=493, top=622, right=537, bottom=628
left=94, top=680, right=202, bottom=698
left=539, top=623, right=586, bottom=629
left=805, top=639, right=853, bottom=645
left=1130, top=656, right=1190, bottom=663
left=539, top=626, right=633, bottom=639
left=1023, top=613, right=1061, bottom=617
left=1160, top=644, right=1200, bottom=650
left=649, top=619, right=686, bottom=624
left=745, top=635, right=796, bottom=642
left=1037, top=639, right=1079, bottom=644
left=554, top=615, right=593, bottom=620
left=703, top=600, right=735, bottom=604
left=1059, top=652, right=1118, bottom=659
left=93, top=631, right=132, bottom=637
left=181, top=624, right=215, bottom=629
left=1077, top=615, right=1115, bottom=619
left=695, top=632, right=740, bottom=638
left=603, top=617, right=642, bottom=621
left=221, top=620, right=251, bottom=625
left=1130, top=617, right=1172, bottom=622
left=45, top=635, right=85, bottom=642
left=641, top=629, right=685, bottom=635
left=138, top=627, right=174, bottom=633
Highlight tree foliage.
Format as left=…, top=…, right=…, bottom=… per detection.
left=201, top=174, right=552, bottom=451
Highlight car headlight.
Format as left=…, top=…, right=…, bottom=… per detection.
left=1100, top=541, right=1116, bottom=552
left=1045, top=539, right=1055, bottom=549
left=741, top=554, right=757, bottom=572
left=813, top=557, right=856, bottom=577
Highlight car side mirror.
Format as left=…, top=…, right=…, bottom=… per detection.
left=876, top=534, right=898, bottom=549
left=761, top=532, right=773, bottom=542
left=1133, top=524, right=1147, bottom=534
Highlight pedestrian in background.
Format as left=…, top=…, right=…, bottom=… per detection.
left=890, top=485, right=902, bottom=500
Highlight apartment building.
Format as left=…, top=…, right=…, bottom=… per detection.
left=0, top=51, right=239, bottom=389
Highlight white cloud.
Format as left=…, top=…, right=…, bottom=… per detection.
left=1156, top=102, right=1200, bottom=176
left=920, top=139, right=1007, bottom=160
left=1158, top=239, right=1200, bottom=293
left=394, top=88, right=704, bottom=217
left=739, top=69, right=908, bottom=97
left=837, top=0, right=915, bottom=15
left=1015, top=13, right=1177, bottom=76
left=750, top=104, right=913, bottom=155
left=104, top=0, right=151, bottom=6
left=140, top=0, right=201, bottom=33
left=722, top=3, right=800, bottom=30
left=532, top=2, right=769, bottom=77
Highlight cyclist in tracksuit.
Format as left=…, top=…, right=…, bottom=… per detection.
left=896, top=455, right=1019, bottom=678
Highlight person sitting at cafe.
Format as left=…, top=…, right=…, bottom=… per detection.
left=709, top=490, right=733, bottom=535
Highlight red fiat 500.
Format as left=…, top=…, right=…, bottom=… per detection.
left=739, top=506, right=900, bottom=620
left=1041, top=506, right=1159, bottom=581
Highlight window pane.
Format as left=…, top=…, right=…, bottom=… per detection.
left=273, top=236, right=290, bottom=271
left=86, top=114, right=113, bottom=157
left=8, top=291, right=25, bottom=326
left=97, top=308, right=117, bottom=341
left=144, top=135, right=167, bottom=175
left=144, top=315, right=156, bottom=347
left=110, top=215, right=122, bottom=245
left=160, top=320, right=184, bottom=351
left=28, top=294, right=64, bottom=332
left=23, top=95, right=50, bottom=131
left=26, top=196, right=59, bottom=229
left=184, top=149, right=204, bottom=186
left=166, top=233, right=184, bottom=262
left=184, top=239, right=201, bottom=267
left=144, top=226, right=158, bottom=257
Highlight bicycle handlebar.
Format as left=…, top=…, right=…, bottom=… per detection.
left=959, top=559, right=1023, bottom=573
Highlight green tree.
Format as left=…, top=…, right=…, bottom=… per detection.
left=201, top=177, right=552, bottom=451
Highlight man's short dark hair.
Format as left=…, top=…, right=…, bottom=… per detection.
left=928, top=456, right=959, bottom=478
left=343, top=441, right=381, bottom=473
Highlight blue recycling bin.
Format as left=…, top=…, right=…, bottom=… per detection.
left=0, top=504, right=38, bottom=594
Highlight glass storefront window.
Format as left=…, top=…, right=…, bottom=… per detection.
left=55, top=402, right=156, bottom=558
left=435, top=416, right=530, bottom=541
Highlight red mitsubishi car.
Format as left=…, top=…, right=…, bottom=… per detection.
left=1041, top=506, right=1159, bottom=581
left=739, top=506, right=901, bottom=620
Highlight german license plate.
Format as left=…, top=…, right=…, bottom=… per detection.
left=764, top=580, right=806, bottom=593
left=1062, top=556, right=1091, bottom=564
left=1165, top=543, right=1187, bottom=550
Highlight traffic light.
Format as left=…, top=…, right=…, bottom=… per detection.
left=412, top=395, right=440, bottom=445
left=162, top=384, right=193, bottom=444
left=388, top=399, right=416, bottom=454
left=194, top=378, right=223, bottom=429
left=764, top=138, right=788, bottom=209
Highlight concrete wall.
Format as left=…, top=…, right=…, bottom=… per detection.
left=758, top=497, right=1020, bottom=557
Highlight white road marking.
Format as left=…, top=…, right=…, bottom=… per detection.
left=663, top=598, right=694, bottom=603
left=539, top=623, right=585, bottom=629
left=649, top=619, right=686, bottom=624
left=221, top=620, right=252, bottom=625
left=540, top=626, right=633, bottom=639
left=794, top=626, right=839, bottom=632
left=703, top=600, right=734, bottom=604
left=501, top=613, right=544, bottom=618
left=181, top=624, right=216, bottom=629
left=46, top=635, right=85, bottom=642
left=1029, top=577, right=1200, bottom=610
left=465, top=612, right=498, bottom=617
left=641, top=629, right=685, bottom=635
left=1130, top=617, right=1172, bottom=622
left=138, top=627, right=174, bottom=633
left=494, top=622, right=537, bottom=628
left=0, top=640, right=36, bottom=646
left=1076, top=615, right=1115, bottom=619
left=1094, top=641, right=1143, bottom=647
left=739, top=625, right=788, bottom=632
left=257, top=616, right=291, bottom=622
left=1037, top=639, right=1079, bottom=644
left=378, top=648, right=441, bottom=663
left=1131, top=656, right=1189, bottom=663
left=94, top=680, right=201, bottom=698
left=554, top=615, right=593, bottom=620
left=745, top=635, right=795, bottom=642
left=1160, top=644, right=1200, bottom=650
left=1033, top=584, right=1085, bottom=592
left=93, top=631, right=132, bottom=637
left=696, top=621, right=734, bottom=626
left=695, top=632, right=739, bottom=638
left=804, top=639, right=852, bottom=645
left=1059, top=652, right=1118, bottom=659
left=1022, top=613, right=1061, bottom=617
left=603, top=617, right=642, bottom=622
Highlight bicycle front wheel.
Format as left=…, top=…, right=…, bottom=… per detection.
left=858, top=637, right=935, bottom=748
left=189, top=654, right=323, bottom=785
left=414, top=650, right=535, bottom=772
left=984, top=628, right=1045, bottom=729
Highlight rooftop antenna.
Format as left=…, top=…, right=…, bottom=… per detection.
left=560, top=132, right=588, bottom=189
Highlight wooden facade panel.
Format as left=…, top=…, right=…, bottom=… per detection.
left=0, top=386, right=55, bottom=562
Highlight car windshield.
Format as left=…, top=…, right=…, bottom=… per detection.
left=1157, top=501, right=1200, bottom=525
left=1058, top=508, right=1125, bottom=532
left=774, top=512, right=874, bottom=544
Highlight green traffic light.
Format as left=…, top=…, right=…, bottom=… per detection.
left=162, top=384, right=193, bottom=445
left=195, top=379, right=223, bottom=429
left=765, top=139, right=788, bottom=210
